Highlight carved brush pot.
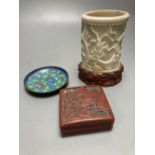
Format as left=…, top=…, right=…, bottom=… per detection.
left=78, top=10, right=129, bottom=86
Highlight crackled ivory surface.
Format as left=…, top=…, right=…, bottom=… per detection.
left=81, top=10, right=129, bottom=73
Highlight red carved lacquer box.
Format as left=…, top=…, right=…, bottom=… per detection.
left=59, top=86, right=115, bottom=137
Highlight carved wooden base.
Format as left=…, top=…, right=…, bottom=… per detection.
left=78, top=63, right=124, bottom=87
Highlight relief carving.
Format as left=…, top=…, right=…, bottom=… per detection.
left=81, top=23, right=126, bottom=72
left=61, top=87, right=110, bottom=123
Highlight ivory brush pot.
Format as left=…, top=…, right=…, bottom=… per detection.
left=78, top=10, right=130, bottom=86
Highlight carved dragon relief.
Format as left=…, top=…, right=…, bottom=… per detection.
left=81, top=23, right=126, bottom=72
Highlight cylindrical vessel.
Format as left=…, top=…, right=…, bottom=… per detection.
left=79, top=10, right=130, bottom=86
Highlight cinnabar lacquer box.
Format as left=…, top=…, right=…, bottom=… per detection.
left=59, top=86, right=115, bottom=137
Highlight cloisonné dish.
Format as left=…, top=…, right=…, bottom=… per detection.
left=24, top=66, right=68, bottom=95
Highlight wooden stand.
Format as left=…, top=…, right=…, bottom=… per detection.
left=78, top=63, right=124, bottom=87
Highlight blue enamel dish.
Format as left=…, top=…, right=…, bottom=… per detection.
left=24, top=66, right=69, bottom=95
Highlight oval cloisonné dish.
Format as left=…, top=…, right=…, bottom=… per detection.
left=24, top=66, right=69, bottom=95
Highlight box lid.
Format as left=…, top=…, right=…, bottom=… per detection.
left=59, top=85, right=115, bottom=136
